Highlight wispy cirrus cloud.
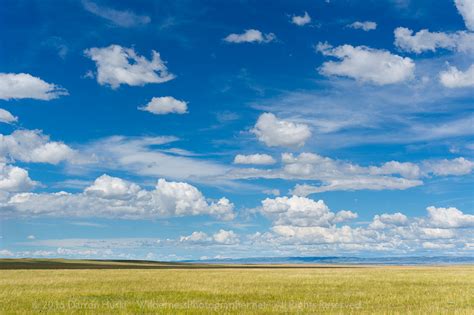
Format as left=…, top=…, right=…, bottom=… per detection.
left=251, top=61, right=473, bottom=149
left=0, top=109, right=18, bottom=124
left=229, top=152, right=473, bottom=194
left=82, top=0, right=150, bottom=27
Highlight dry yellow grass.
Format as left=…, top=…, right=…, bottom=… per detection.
left=1, top=263, right=473, bottom=314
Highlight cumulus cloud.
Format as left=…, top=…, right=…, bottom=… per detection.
left=439, top=64, right=474, bottom=88
left=0, top=73, right=67, bottom=100
left=84, top=45, right=175, bottom=89
left=0, top=109, right=18, bottom=124
left=316, top=42, right=415, bottom=85
left=180, top=229, right=239, bottom=245
left=0, top=163, right=37, bottom=192
left=213, top=229, right=239, bottom=244
left=234, top=154, right=276, bottom=165
left=84, top=174, right=141, bottom=199
left=394, top=27, right=474, bottom=53
left=348, top=21, right=377, bottom=31
left=2, top=175, right=235, bottom=220
left=82, top=0, right=150, bottom=27
left=455, top=0, right=474, bottom=31
left=291, top=12, right=311, bottom=26
left=139, top=96, right=188, bottom=115
left=0, top=130, right=75, bottom=164
left=253, top=198, right=473, bottom=253
left=179, top=231, right=209, bottom=244
left=369, top=212, right=409, bottom=229
left=260, top=196, right=357, bottom=227
left=223, top=29, right=276, bottom=43
left=251, top=113, right=311, bottom=148
left=427, top=206, right=474, bottom=228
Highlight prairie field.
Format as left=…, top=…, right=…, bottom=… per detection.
left=0, top=260, right=473, bottom=314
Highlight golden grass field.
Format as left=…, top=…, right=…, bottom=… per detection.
left=0, top=259, right=473, bottom=314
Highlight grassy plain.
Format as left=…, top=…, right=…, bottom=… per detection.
left=0, top=259, right=473, bottom=314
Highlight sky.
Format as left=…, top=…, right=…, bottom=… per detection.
left=0, top=0, right=473, bottom=261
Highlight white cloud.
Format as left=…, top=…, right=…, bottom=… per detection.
left=2, top=175, right=235, bottom=220
left=0, top=73, right=67, bottom=100
left=316, top=43, right=415, bottom=85
left=27, top=235, right=35, bottom=240
left=260, top=196, right=357, bottom=227
left=179, top=229, right=239, bottom=245
left=139, top=96, right=188, bottom=115
left=423, top=157, right=474, bottom=176
left=208, top=197, right=235, bottom=221
left=0, top=130, right=75, bottom=164
left=251, top=113, right=311, bottom=148
left=370, top=161, right=421, bottom=179
left=230, top=153, right=472, bottom=194
left=291, top=12, right=311, bottom=26
left=234, top=154, right=276, bottom=165
left=369, top=212, right=409, bottom=229
left=421, top=228, right=456, bottom=239
left=394, top=27, right=474, bottom=53
left=0, top=163, right=37, bottom=192
left=253, top=199, right=473, bottom=253
left=84, top=45, right=175, bottom=89
left=292, top=177, right=422, bottom=195
left=263, top=189, right=280, bottom=196
left=84, top=174, right=141, bottom=199
left=0, top=109, right=18, bottom=124
left=213, top=229, right=239, bottom=245
left=223, top=29, right=276, bottom=43
left=348, top=21, right=377, bottom=31
left=76, top=135, right=230, bottom=182
left=422, top=242, right=455, bottom=249
left=334, top=210, right=359, bottom=223
left=179, top=231, right=210, bottom=244
left=251, top=77, right=474, bottom=148
left=427, top=206, right=474, bottom=228
left=82, top=0, right=151, bottom=27
left=270, top=225, right=371, bottom=245
left=439, top=64, right=474, bottom=88
left=455, top=0, right=474, bottom=31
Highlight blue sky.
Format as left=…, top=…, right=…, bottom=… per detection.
left=0, top=0, right=473, bottom=260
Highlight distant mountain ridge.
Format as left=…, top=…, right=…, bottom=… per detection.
left=185, top=256, right=474, bottom=265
